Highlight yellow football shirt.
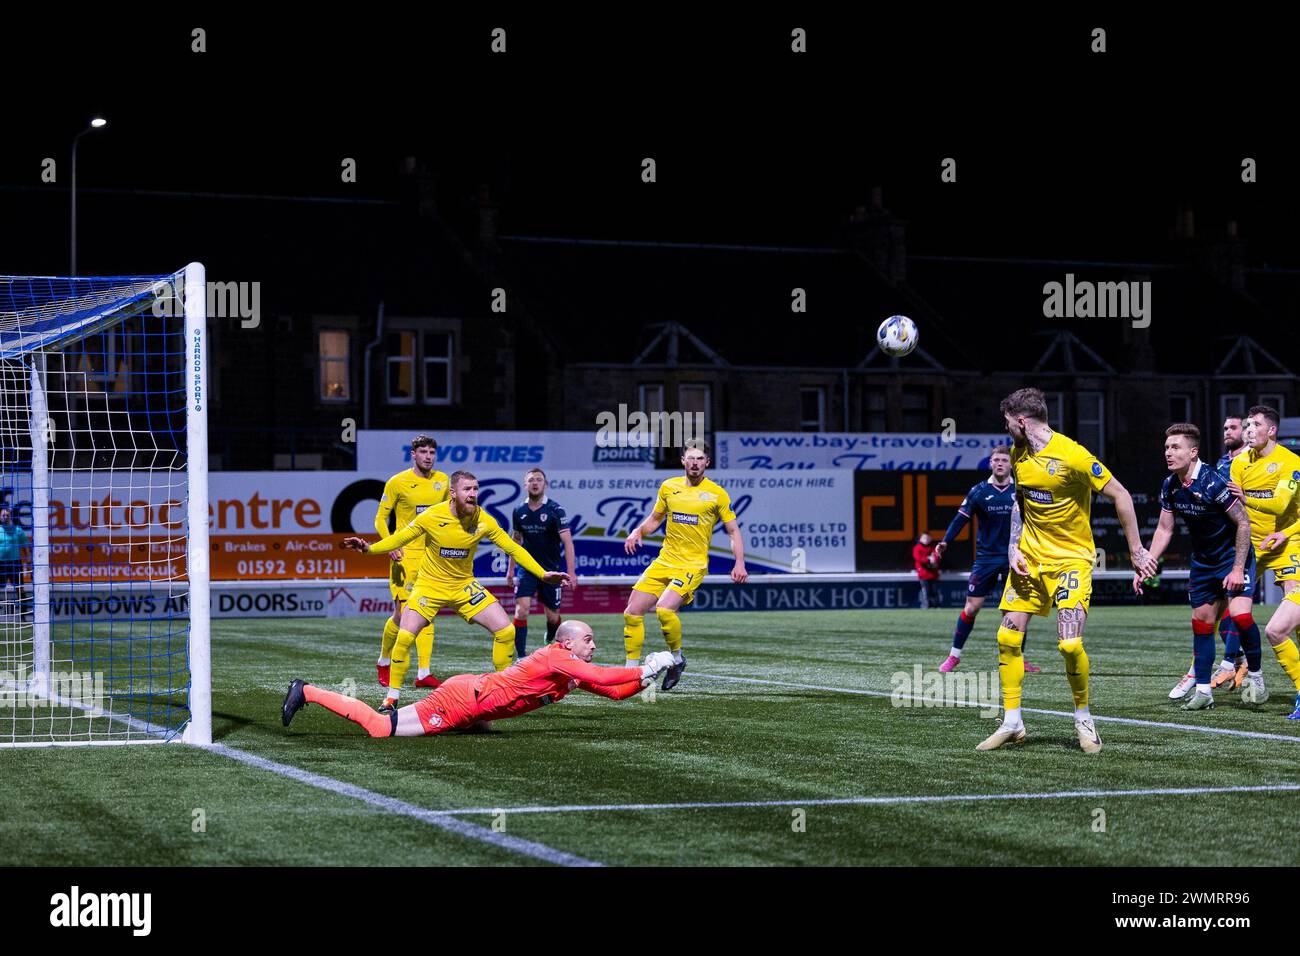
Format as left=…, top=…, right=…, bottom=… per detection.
left=1011, top=432, right=1112, bottom=565
left=653, top=476, right=736, bottom=570
left=374, top=468, right=450, bottom=555
left=369, top=501, right=546, bottom=582
left=1230, top=443, right=1300, bottom=546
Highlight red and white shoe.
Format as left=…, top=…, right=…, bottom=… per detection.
left=1023, top=661, right=1041, bottom=673
left=415, top=673, right=442, bottom=689
left=939, top=655, right=960, bottom=673
left=1168, top=671, right=1196, bottom=700
left=377, top=663, right=390, bottom=688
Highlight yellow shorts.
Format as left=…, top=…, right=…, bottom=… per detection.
left=632, top=558, right=705, bottom=606
left=406, top=577, right=498, bottom=624
left=999, top=559, right=1093, bottom=617
left=1287, top=589, right=1300, bottom=608
left=388, top=552, right=423, bottom=603
left=1259, top=547, right=1300, bottom=582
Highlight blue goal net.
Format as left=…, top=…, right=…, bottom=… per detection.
left=0, top=268, right=210, bottom=747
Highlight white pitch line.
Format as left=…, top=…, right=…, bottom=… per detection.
left=210, top=744, right=600, bottom=867
left=692, top=672, right=1300, bottom=744
left=435, top=782, right=1300, bottom=817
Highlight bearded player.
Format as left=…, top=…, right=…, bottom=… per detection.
left=282, top=620, right=674, bottom=738
left=623, top=440, right=747, bottom=691
left=1228, top=405, right=1300, bottom=719
left=932, top=445, right=1039, bottom=674
left=977, top=388, right=1158, bottom=753
left=342, top=471, right=568, bottom=710
left=1137, top=424, right=1261, bottom=711
left=373, top=435, right=450, bottom=697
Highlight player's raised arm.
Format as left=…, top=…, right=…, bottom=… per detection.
left=488, top=521, right=566, bottom=585
left=342, top=518, right=425, bottom=554
left=1099, top=476, right=1157, bottom=579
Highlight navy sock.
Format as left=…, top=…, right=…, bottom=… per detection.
left=1232, top=614, right=1263, bottom=672
left=546, top=618, right=559, bottom=644
left=1192, top=620, right=1216, bottom=683
left=514, top=622, right=527, bottom=658
left=1219, top=613, right=1241, bottom=659
left=952, top=610, right=975, bottom=650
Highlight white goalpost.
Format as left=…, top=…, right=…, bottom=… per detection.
left=0, top=264, right=211, bottom=747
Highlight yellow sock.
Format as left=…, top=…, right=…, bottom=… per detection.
left=415, top=622, right=435, bottom=671
left=1058, top=637, right=1090, bottom=708
left=656, top=607, right=682, bottom=654
left=389, top=628, right=418, bottom=691
left=1271, top=638, right=1300, bottom=691
left=996, top=625, right=1025, bottom=710
left=379, top=617, right=399, bottom=662
left=492, top=624, right=516, bottom=671
left=623, top=613, right=645, bottom=662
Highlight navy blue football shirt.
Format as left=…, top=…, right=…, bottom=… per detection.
left=510, top=497, right=568, bottom=572
left=1160, top=460, right=1240, bottom=568
left=943, top=480, right=1016, bottom=562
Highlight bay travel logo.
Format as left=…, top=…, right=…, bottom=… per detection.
left=1042, top=273, right=1151, bottom=328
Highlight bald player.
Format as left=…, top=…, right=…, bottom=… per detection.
left=281, top=620, right=675, bottom=737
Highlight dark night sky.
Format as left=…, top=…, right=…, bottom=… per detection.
left=3, top=12, right=1298, bottom=267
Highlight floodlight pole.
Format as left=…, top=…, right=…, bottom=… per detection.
left=70, top=119, right=106, bottom=276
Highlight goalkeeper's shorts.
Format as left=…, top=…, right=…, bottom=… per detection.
left=406, top=577, right=498, bottom=624
left=632, top=558, right=704, bottom=606
left=998, top=559, right=1093, bottom=617
left=413, top=674, right=482, bottom=735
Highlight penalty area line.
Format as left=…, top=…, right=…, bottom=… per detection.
left=209, top=744, right=601, bottom=867
left=435, top=782, right=1300, bottom=817
left=692, top=672, right=1300, bottom=745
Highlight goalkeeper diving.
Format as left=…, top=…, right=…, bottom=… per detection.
left=281, top=620, right=675, bottom=737
left=341, top=470, right=568, bottom=706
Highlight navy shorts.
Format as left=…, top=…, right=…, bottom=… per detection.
left=0, top=560, right=21, bottom=588
left=967, top=560, right=1009, bottom=599
left=515, top=570, right=561, bottom=610
left=1188, top=551, right=1256, bottom=609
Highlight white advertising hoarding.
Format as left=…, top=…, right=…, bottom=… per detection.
left=715, top=432, right=1011, bottom=470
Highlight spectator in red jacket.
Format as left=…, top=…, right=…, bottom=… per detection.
left=913, top=533, right=941, bottom=609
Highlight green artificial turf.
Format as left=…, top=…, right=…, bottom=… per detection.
left=3, top=607, right=1299, bottom=865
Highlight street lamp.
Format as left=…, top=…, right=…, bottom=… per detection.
left=71, top=117, right=107, bottom=276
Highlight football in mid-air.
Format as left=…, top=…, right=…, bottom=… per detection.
left=877, top=314, right=918, bottom=357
